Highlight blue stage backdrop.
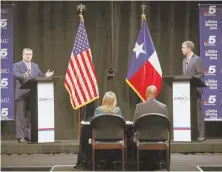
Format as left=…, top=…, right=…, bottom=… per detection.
left=1, top=5, right=14, bottom=121
left=199, top=4, right=222, bottom=121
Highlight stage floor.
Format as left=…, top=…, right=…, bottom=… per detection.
left=1, top=153, right=222, bottom=171
left=1, top=139, right=222, bottom=155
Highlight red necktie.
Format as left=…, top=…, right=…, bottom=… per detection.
left=186, top=59, right=190, bottom=71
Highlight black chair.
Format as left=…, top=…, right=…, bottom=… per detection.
left=91, top=114, right=127, bottom=171
left=134, top=113, right=171, bottom=171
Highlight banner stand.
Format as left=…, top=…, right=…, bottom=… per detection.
left=1, top=4, right=14, bottom=121
left=199, top=4, right=222, bottom=121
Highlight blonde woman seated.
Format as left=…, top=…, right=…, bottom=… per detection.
left=94, top=91, right=121, bottom=116
left=93, top=91, right=122, bottom=169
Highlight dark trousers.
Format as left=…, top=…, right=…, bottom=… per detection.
left=15, top=95, right=31, bottom=139
left=197, top=91, right=205, bottom=138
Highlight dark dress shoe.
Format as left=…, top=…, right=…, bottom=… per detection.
left=17, top=138, right=27, bottom=143
left=25, top=137, right=31, bottom=143
left=73, top=162, right=83, bottom=169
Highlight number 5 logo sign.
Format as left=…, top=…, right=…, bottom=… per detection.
left=204, top=36, right=216, bottom=46
left=208, top=36, right=216, bottom=45
left=209, top=6, right=216, bottom=15
left=1, top=108, right=9, bottom=117
left=0, top=78, right=9, bottom=88
left=0, top=19, right=7, bottom=29
left=208, top=65, right=216, bottom=74
left=0, top=49, right=8, bottom=59
left=208, top=95, right=216, bottom=104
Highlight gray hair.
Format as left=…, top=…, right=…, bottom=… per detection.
left=22, top=48, right=33, bottom=55
left=182, top=41, right=194, bottom=51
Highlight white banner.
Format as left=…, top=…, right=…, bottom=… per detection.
left=37, top=82, right=54, bottom=143
left=173, top=81, right=191, bottom=141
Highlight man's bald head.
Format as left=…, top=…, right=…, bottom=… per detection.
left=146, top=85, right=157, bottom=99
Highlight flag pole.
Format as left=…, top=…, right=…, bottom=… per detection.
left=141, top=4, right=146, bottom=24
left=77, top=4, right=86, bottom=140
left=141, top=4, right=146, bottom=103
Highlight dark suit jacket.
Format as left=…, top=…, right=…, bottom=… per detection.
left=133, top=98, right=168, bottom=122
left=182, top=54, right=205, bottom=79
left=93, top=106, right=121, bottom=117
left=13, top=61, right=42, bottom=100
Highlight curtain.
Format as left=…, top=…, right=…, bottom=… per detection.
left=1, top=1, right=205, bottom=140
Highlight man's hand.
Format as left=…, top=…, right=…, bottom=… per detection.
left=23, top=71, right=30, bottom=79
left=45, top=69, right=54, bottom=77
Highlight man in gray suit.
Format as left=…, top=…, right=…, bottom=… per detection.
left=133, top=85, right=168, bottom=122
left=181, top=41, right=205, bottom=141
left=133, top=85, right=168, bottom=168
left=13, top=48, right=54, bottom=143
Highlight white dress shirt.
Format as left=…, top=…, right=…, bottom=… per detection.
left=186, top=52, right=193, bottom=70
left=23, top=61, right=31, bottom=75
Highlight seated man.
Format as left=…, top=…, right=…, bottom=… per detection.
left=133, top=85, right=168, bottom=122
left=133, top=85, right=169, bottom=169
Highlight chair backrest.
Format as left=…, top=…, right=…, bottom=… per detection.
left=91, top=114, right=126, bottom=140
left=134, top=113, right=170, bottom=141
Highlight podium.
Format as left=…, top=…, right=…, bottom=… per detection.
left=20, top=76, right=61, bottom=143
left=164, top=76, right=207, bottom=141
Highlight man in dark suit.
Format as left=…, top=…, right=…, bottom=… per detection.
left=181, top=41, right=205, bottom=141
left=13, top=48, right=54, bottom=143
left=133, top=85, right=168, bottom=122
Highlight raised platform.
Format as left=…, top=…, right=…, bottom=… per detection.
left=1, top=139, right=222, bottom=155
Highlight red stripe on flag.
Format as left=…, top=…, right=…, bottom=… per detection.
left=81, top=51, right=97, bottom=97
left=174, top=127, right=191, bottom=130
left=78, top=53, right=93, bottom=100
left=64, top=75, right=77, bottom=108
left=128, top=60, right=162, bottom=101
left=38, top=128, right=54, bottom=131
left=66, top=66, right=81, bottom=105
left=65, top=76, right=78, bottom=107
left=85, top=50, right=98, bottom=96
left=86, top=50, right=98, bottom=83
left=80, top=53, right=94, bottom=99
left=70, top=58, right=87, bottom=103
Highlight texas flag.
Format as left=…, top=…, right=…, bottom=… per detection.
left=126, top=16, right=162, bottom=102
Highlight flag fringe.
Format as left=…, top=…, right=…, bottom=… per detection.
left=126, top=79, right=145, bottom=102
left=64, top=83, right=99, bottom=110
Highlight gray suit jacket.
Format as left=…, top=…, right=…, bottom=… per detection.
left=13, top=61, right=42, bottom=100
left=182, top=54, right=205, bottom=79
left=183, top=54, right=205, bottom=95
left=133, top=98, right=168, bottom=122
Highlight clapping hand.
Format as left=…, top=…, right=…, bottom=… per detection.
left=45, top=69, right=54, bottom=77
left=24, top=71, right=30, bottom=79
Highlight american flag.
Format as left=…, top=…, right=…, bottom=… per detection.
left=64, top=17, right=99, bottom=110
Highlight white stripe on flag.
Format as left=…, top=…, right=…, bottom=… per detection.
left=83, top=51, right=99, bottom=95
left=69, top=55, right=85, bottom=104
left=72, top=54, right=90, bottom=101
left=76, top=54, right=95, bottom=98
left=89, top=49, right=92, bottom=60
left=148, top=51, right=162, bottom=77
left=66, top=74, right=79, bottom=106
left=67, top=65, right=84, bottom=104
